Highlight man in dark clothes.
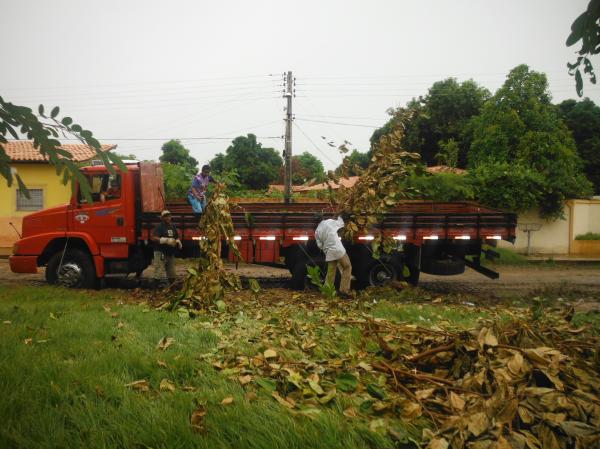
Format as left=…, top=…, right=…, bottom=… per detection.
left=150, top=210, right=182, bottom=285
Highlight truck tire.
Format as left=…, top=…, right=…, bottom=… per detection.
left=406, top=266, right=420, bottom=286
left=357, top=260, right=403, bottom=288
left=290, top=260, right=308, bottom=290
left=46, top=249, right=97, bottom=289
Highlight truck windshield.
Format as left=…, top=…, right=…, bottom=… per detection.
left=78, top=174, right=121, bottom=203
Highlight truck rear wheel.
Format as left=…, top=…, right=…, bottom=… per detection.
left=357, top=260, right=403, bottom=288
left=46, top=249, right=97, bottom=289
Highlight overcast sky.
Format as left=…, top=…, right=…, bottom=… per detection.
left=1, top=0, right=595, bottom=170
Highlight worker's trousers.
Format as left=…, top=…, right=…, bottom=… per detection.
left=326, top=253, right=352, bottom=294
left=152, top=251, right=176, bottom=283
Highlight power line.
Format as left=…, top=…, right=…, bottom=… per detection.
left=296, top=118, right=380, bottom=128
left=55, top=136, right=283, bottom=142
left=293, top=122, right=338, bottom=166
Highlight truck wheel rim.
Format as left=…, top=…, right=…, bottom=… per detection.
left=369, top=264, right=396, bottom=286
left=57, top=263, right=83, bottom=288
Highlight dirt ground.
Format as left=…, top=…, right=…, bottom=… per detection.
left=1, top=258, right=599, bottom=298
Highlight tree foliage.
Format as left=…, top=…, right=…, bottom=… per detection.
left=279, top=151, right=325, bottom=184
left=467, top=65, right=592, bottom=218
left=159, top=139, right=198, bottom=175
left=210, top=134, right=282, bottom=190
left=162, top=163, right=191, bottom=200
left=566, top=0, right=600, bottom=96
left=335, top=149, right=371, bottom=176
left=372, top=79, right=490, bottom=168
left=0, top=97, right=124, bottom=201
left=558, top=98, right=600, bottom=194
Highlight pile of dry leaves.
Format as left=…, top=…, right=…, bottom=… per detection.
left=197, top=290, right=599, bottom=449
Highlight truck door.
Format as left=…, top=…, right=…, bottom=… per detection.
left=68, top=172, right=129, bottom=259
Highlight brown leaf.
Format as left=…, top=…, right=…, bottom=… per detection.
left=272, top=391, right=294, bottom=409
left=157, top=360, right=167, bottom=368
left=263, top=348, right=277, bottom=359
left=467, top=411, right=490, bottom=437
left=24, top=338, right=33, bottom=345
left=343, top=407, right=358, bottom=418
left=478, top=327, right=498, bottom=348
left=190, top=405, right=207, bottom=432
left=427, top=437, right=449, bottom=449
left=159, top=379, right=175, bottom=392
left=156, top=336, right=174, bottom=351
left=221, top=396, right=234, bottom=405
left=125, top=379, right=150, bottom=392
left=449, top=391, right=465, bottom=411
left=238, top=375, right=252, bottom=385
left=507, top=352, right=524, bottom=375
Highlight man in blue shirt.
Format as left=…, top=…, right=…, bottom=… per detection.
left=188, top=164, right=214, bottom=215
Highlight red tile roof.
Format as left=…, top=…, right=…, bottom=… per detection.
left=1, top=141, right=116, bottom=162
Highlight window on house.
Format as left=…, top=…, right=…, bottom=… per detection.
left=16, top=189, right=44, bottom=211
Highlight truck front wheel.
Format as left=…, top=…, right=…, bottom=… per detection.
left=46, top=249, right=97, bottom=289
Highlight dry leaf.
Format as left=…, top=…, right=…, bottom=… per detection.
left=427, top=437, right=449, bottom=449
left=190, top=405, right=207, bottom=432
left=159, top=379, right=175, bottom=392
left=449, top=391, right=465, bottom=411
left=125, top=379, right=150, bottom=392
left=221, top=396, right=234, bottom=405
left=238, top=375, right=252, bottom=385
left=245, top=391, right=258, bottom=401
left=24, top=338, right=33, bottom=345
left=157, top=360, right=167, bottom=368
left=263, top=349, right=277, bottom=359
left=272, top=391, right=294, bottom=409
left=156, top=336, right=174, bottom=351
left=467, top=412, right=490, bottom=437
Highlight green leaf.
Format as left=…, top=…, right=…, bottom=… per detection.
left=71, top=124, right=82, bottom=132
left=50, top=106, right=59, bottom=119
left=256, top=378, right=277, bottom=392
left=335, top=373, right=358, bottom=392
left=38, top=104, right=45, bottom=117
left=575, top=69, right=584, bottom=97
left=367, top=383, right=386, bottom=400
left=61, top=117, right=73, bottom=126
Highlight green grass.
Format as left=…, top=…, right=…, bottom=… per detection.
left=484, top=245, right=529, bottom=265
left=0, top=286, right=390, bottom=449
left=575, top=232, right=600, bottom=240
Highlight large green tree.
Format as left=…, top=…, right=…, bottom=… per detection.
left=0, top=97, right=123, bottom=200
left=467, top=65, right=592, bottom=218
left=279, top=151, right=325, bottom=184
left=211, top=134, right=282, bottom=190
left=371, top=79, right=490, bottom=168
left=558, top=98, right=600, bottom=194
left=159, top=139, right=198, bottom=174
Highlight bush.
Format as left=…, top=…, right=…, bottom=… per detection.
left=575, top=232, right=600, bottom=240
left=406, top=172, right=474, bottom=202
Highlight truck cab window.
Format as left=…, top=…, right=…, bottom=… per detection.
left=78, top=174, right=121, bottom=203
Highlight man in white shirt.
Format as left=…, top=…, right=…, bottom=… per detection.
left=315, top=215, right=353, bottom=297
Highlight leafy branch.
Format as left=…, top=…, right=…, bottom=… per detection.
left=566, top=0, right=600, bottom=96
left=0, top=96, right=125, bottom=201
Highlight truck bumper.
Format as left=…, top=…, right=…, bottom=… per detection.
left=9, top=255, right=38, bottom=273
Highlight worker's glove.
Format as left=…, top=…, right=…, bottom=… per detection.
left=175, top=239, right=182, bottom=249
left=159, top=237, right=169, bottom=245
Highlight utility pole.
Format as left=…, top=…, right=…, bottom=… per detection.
left=283, top=71, right=294, bottom=203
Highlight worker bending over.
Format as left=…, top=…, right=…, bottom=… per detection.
left=315, top=214, right=353, bottom=298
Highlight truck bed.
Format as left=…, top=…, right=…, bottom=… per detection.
left=140, top=199, right=516, bottom=245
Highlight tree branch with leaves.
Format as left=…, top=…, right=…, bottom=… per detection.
left=0, top=96, right=125, bottom=201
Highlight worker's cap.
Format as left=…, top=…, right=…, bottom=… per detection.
left=160, top=210, right=171, bottom=217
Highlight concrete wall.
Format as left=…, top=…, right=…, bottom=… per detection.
left=499, top=199, right=600, bottom=256
left=499, top=207, right=570, bottom=255
left=0, top=163, right=72, bottom=255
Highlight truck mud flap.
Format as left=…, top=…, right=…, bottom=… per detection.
left=463, top=258, right=499, bottom=279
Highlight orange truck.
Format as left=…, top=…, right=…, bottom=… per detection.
left=10, top=162, right=517, bottom=289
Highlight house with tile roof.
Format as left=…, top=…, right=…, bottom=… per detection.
left=0, top=141, right=116, bottom=255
